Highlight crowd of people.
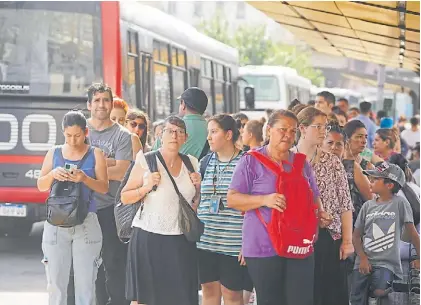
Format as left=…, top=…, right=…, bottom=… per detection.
left=37, top=83, right=420, bottom=305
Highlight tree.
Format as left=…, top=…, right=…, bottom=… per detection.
left=197, top=12, right=325, bottom=86
left=232, top=24, right=273, bottom=66
left=267, top=45, right=325, bottom=86
left=197, top=10, right=231, bottom=45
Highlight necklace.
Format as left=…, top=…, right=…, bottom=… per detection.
left=295, top=145, right=318, bottom=164
left=266, top=146, right=288, bottom=164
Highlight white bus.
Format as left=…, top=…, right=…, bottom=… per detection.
left=239, top=65, right=312, bottom=119
left=310, top=87, right=364, bottom=107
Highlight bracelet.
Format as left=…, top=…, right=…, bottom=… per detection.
left=137, top=187, right=142, bottom=198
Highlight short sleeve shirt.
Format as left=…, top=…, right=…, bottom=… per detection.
left=88, top=123, right=132, bottom=209
left=354, top=196, right=414, bottom=278
left=312, top=150, right=354, bottom=240
left=197, top=151, right=244, bottom=257
left=228, top=146, right=320, bottom=258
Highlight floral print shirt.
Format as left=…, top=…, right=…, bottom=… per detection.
left=313, top=150, right=354, bottom=240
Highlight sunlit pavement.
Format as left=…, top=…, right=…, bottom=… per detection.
left=0, top=292, right=48, bottom=305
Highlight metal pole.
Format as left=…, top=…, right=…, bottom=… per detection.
left=377, top=65, right=386, bottom=111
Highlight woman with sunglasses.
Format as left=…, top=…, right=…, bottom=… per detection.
left=126, top=109, right=150, bottom=153
left=110, top=98, right=142, bottom=160
left=294, top=107, right=354, bottom=305
left=233, top=113, right=249, bottom=150
left=198, top=114, right=253, bottom=305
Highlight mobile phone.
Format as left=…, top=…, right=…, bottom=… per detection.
left=64, top=163, right=77, bottom=172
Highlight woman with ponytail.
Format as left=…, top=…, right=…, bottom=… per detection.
left=197, top=114, right=253, bottom=305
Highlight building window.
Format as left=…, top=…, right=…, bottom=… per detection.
left=237, top=2, right=246, bottom=19
left=194, top=2, right=202, bottom=17
left=168, top=2, right=177, bottom=15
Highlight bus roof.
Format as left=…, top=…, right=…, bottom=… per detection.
left=239, top=65, right=312, bottom=88
left=311, top=86, right=363, bottom=98
left=120, top=2, right=239, bottom=65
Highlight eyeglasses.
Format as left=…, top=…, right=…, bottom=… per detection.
left=163, top=128, right=186, bottom=137
left=309, top=124, right=331, bottom=132
left=128, top=121, right=146, bottom=130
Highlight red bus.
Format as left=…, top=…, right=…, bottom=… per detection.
left=0, top=1, right=239, bottom=236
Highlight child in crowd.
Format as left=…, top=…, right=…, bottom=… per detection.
left=351, top=162, right=420, bottom=305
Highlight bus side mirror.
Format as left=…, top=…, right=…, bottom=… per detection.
left=244, top=86, right=255, bottom=109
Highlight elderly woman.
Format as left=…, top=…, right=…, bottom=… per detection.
left=294, top=107, right=354, bottom=305
left=121, top=116, right=201, bottom=305
left=227, top=110, right=326, bottom=305
left=37, top=111, right=108, bottom=305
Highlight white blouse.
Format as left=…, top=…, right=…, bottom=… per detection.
left=132, top=151, right=199, bottom=235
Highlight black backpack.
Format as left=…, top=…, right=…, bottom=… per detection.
left=46, top=147, right=93, bottom=227
left=114, top=151, right=196, bottom=241
left=401, top=183, right=420, bottom=226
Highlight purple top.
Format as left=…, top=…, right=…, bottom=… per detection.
left=229, top=146, right=320, bottom=258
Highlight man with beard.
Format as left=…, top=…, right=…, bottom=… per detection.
left=87, top=83, right=132, bottom=305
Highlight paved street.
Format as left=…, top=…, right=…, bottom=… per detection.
left=0, top=223, right=207, bottom=305
left=0, top=222, right=48, bottom=305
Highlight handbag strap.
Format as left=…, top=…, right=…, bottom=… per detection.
left=156, top=151, right=184, bottom=197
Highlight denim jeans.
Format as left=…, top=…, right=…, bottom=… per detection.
left=95, top=205, right=130, bottom=305
left=42, top=212, right=103, bottom=305
left=350, top=267, right=394, bottom=305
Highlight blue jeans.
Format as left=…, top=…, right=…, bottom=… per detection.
left=42, top=213, right=103, bottom=305
left=350, top=266, right=394, bottom=305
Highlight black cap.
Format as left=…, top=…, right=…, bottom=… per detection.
left=178, top=87, right=208, bottom=115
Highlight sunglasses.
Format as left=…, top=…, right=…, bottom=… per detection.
left=128, top=121, right=146, bottom=130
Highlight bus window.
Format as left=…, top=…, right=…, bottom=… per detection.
left=125, top=31, right=140, bottom=106
left=214, top=63, right=225, bottom=113
left=172, top=47, right=187, bottom=115
left=0, top=2, right=102, bottom=96
left=240, top=75, right=280, bottom=101
left=299, top=89, right=310, bottom=104
left=153, top=41, right=171, bottom=120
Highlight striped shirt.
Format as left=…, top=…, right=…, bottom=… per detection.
left=197, top=151, right=244, bottom=257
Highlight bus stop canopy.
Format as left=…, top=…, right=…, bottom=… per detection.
left=248, top=1, right=420, bottom=72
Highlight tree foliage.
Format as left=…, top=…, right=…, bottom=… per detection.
left=197, top=12, right=325, bottom=86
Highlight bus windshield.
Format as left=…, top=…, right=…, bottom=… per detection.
left=0, top=2, right=102, bottom=96
left=240, top=75, right=280, bottom=101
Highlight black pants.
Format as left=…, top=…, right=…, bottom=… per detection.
left=96, top=205, right=130, bottom=305
left=246, top=255, right=314, bottom=305
left=314, top=229, right=349, bottom=305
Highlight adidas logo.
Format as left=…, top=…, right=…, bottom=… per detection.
left=366, top=211, right=396, bottom=220
left=364, top=223, right=395, bottom=253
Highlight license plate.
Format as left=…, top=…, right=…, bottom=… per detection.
left=0, top=203, right=27, bottom=217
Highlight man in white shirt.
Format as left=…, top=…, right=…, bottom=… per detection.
left=401, top=117, right=420, bottom=150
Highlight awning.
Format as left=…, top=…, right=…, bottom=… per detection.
left=248, top=1, right=420, bottom=72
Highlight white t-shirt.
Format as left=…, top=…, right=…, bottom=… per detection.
left=401, top=128, right=420, bottom=148
left=132, top=152, right=199, bottom=235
